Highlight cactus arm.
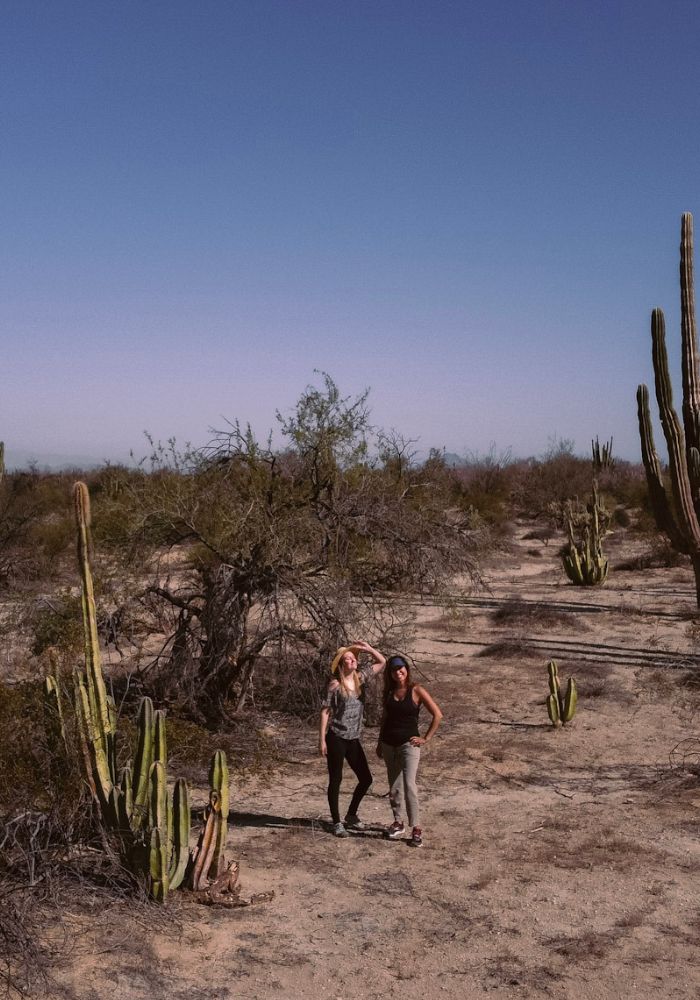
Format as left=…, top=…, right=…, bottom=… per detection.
left=44, top=674, right=67, bottom=748
left=680, top=213, right=700, bottom=456
left=190, top=794, right=222, bottom=891
left=74, top=671, right=112, bottom=811
left=651, top=309, right=700, bottom=551
left=637, top=384, right=687, bottom=549
left=72, top=671, right=97, bottom=797
left=547, top=693, right=561, bottom=727
left=562, top=678, right=577, bottom=723
left=73, top=483, right=116, bottom=786
left=148, top=762, right=168, bottom=837
left=110, top=785, right=128, bottom=831
left=690, top=447, right=700, bottom=506
left=168, top=778, right=191, bottom=890
left=208, top=751, right=229, bottom=878
left=120, top=766, right=133, bottom=823
left=130, top=697, right=154, bottom=828
left=153, top=710, right=167, bottom=766
left=149, top=829, right=170, bottom=903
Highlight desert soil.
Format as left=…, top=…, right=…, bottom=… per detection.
left=48, top=522, right=700, bottom=1000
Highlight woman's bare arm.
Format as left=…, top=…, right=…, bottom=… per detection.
left=410, top=685, right=443, bottom=746
left=352, top=640, right=386, bottom=674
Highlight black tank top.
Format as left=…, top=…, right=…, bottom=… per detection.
left=381, top=687, right=420, bottom=746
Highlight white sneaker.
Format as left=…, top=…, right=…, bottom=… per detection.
left=332, top=822, right=349, bottom=838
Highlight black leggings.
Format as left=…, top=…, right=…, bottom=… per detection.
left=326, top=730, right=373, bottom=824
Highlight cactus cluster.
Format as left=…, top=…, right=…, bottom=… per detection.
left=546, top=660, right=577, bottom=727
left=47, top=482, right=228, bottom=902
left=637, top=213, right=700, bottom=606
left=561, top=484, right=609, bottom=586
left=591, top=436, right=613, bottom=473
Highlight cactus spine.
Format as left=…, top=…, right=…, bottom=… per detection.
left=546, top=660, right=577, bottom=727
left=637, top=213, right=700, bottom=605
left=65, top=481, right=228, bottom=901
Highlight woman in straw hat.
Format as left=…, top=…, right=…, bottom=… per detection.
left=319, top=641, right=386, bottom=837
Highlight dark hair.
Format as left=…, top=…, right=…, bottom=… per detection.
left=383, top=655, right=413, bottom=702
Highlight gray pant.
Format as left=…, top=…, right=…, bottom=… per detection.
left=381, top=741, right=421, bottom=828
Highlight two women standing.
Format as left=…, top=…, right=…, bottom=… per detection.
left=319, top=643, right=442, bottom=845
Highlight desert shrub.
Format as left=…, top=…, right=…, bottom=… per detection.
left=615, top=538, right=687, bottom=571
left=29, top=593, right=84, bottom=657
left=0, top=677, right=88, bottom=839
left=491, top=599, right=573, bottom=630
left=118, top=375, right=485, bottom=721
left=512, top=439, right=593, bottom=517
left=612, top=506, right=632, bottom=527
left=452, top=447, right=517, bottom=530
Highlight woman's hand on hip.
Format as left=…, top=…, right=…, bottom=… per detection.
left=409, top=736, right=426, bottom=747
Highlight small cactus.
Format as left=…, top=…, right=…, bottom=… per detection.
left=561, top=485, right=609, bottom=586
left=546, top=660, right=577, bottom=727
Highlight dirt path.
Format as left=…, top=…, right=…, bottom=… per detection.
left=52, top=525, right=700, bottom=999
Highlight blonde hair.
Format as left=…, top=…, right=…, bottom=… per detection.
left=331, top=647, right=363, bottom=699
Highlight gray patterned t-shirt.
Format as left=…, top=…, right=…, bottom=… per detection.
left=323, top=664, right=374, bottom=740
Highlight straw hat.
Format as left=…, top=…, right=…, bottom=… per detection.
left=330, top=645, right=361, bottom=674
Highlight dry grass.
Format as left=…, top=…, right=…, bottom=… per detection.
left=491, top=598, right=574, bottom=630
left=477, top=639, right=541, bottom=660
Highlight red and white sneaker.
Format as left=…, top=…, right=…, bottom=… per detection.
left=409, top=827, right=423, bottom=848
left=386, top=820, right=405, bottom=840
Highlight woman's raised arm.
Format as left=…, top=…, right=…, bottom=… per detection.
left=352, top=640, right=386, bottom=674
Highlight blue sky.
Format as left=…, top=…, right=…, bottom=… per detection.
left=2, top=0, right=700, bottom=466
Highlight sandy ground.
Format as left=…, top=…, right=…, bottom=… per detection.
left=46, top=522, right=700, bottom=999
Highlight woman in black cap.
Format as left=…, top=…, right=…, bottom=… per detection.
left=377, top=655, right=443, bottom=848
left=319, top=640, right=386, bottom=837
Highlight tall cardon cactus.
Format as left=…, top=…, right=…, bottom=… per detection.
left=59, top=482, right=230, bottom=901
left=637, top=213, right=700, bottom=606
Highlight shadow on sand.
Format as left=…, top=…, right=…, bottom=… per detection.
left=228, top=810, right=388, bottom=837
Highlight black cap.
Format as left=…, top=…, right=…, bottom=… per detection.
left=387, top=655, right=408, bottom=671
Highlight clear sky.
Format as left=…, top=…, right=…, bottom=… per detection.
left=3, top=0, right=700, bottom=467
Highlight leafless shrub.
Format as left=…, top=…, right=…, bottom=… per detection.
left=115, top=376, right=486, bottom=722
left=616, top=539, right=687, bottom=571
left=477, top=640, right=541, bottom=660
left=669, top=738, right=700, bottom=774
left=491, top=599, right=572, bottom=630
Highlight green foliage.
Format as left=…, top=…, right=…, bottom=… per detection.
left=546, top=660, right=577, bottom=727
